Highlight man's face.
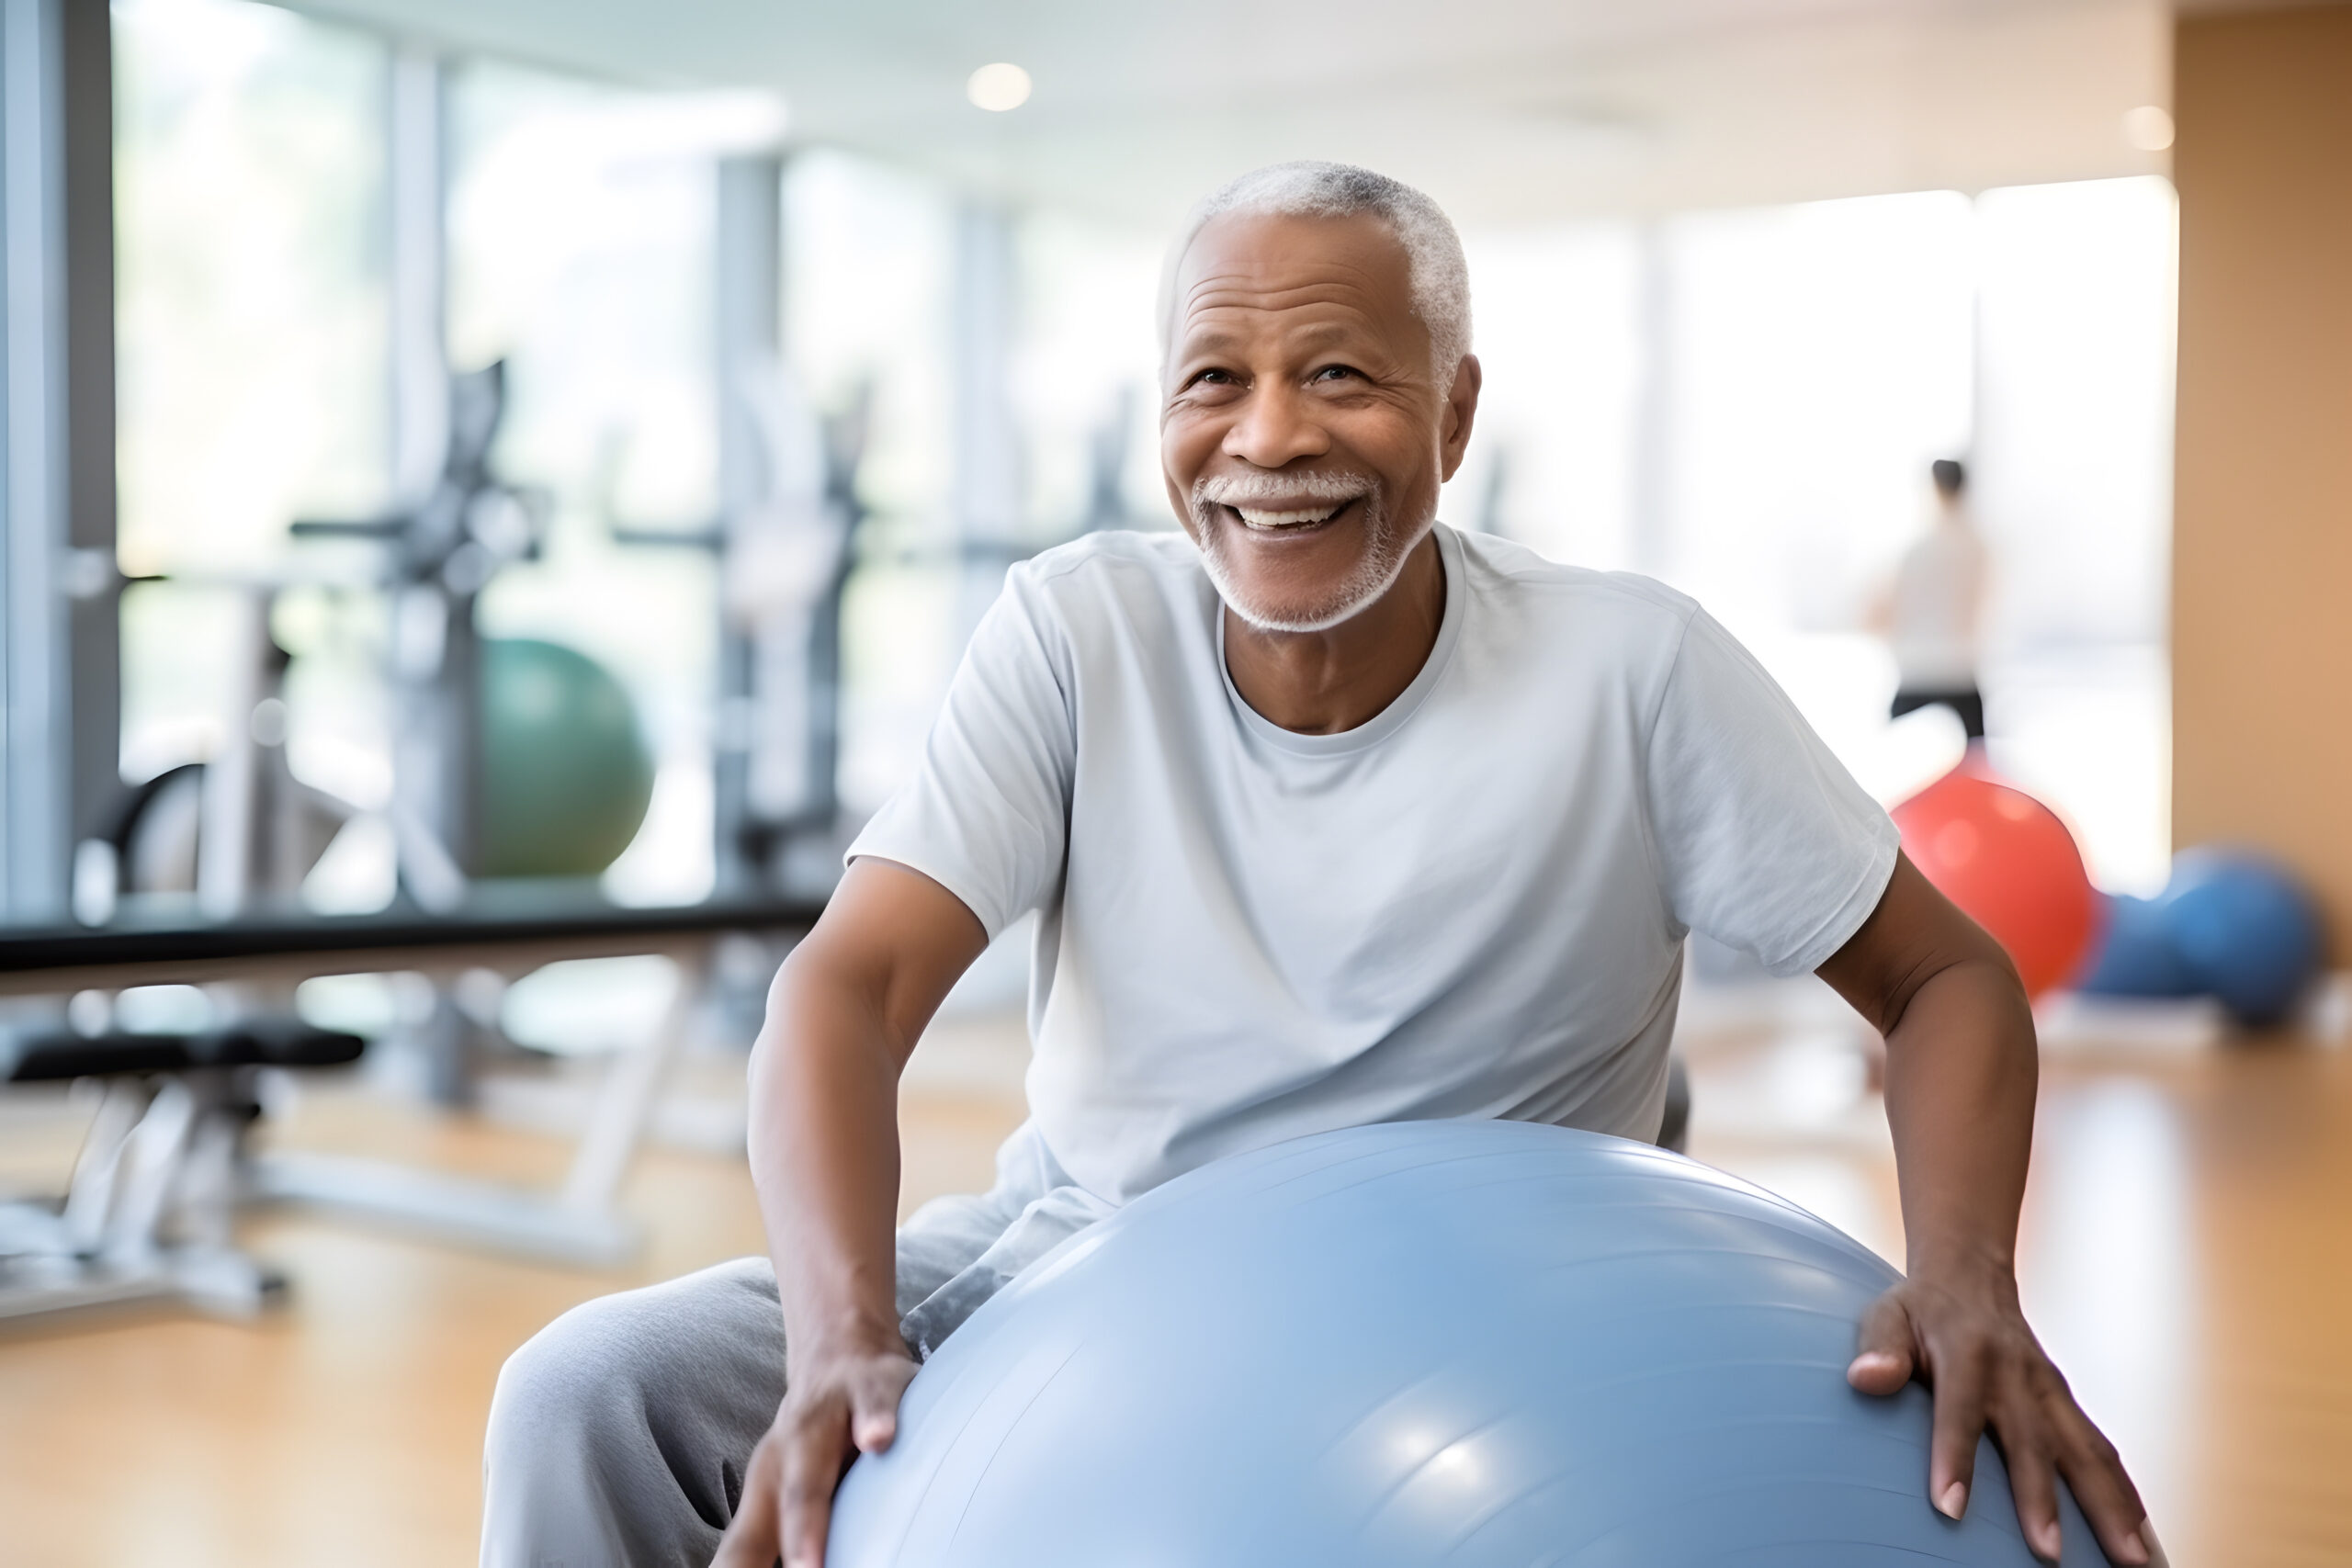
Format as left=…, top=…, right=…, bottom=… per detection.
left=1160, top=211, right=1477, bottom=633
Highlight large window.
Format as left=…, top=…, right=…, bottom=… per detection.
left=1451, top=180, right=2177, bottom=889
left=1972, top=176, right=2177, bottom=893
left=1660, top=190, right=1978, bottom=637
left=107, top=0, right=2178, bottom=898
left=1012, top=211, right=1166, bottom=536
left=110, top=6, right=787, bottom=908
left=1444, top=226, right=1644, bottom=568
left=446, top=62, right=769, bottom=905
left=112, top=0, right=388, bottom=784
left=782, top=151, right=957, bottom=818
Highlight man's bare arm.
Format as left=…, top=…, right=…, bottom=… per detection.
left=713, top=858, right=989, bottom=1568
left=1816, top=852, right=2154, bottom=1566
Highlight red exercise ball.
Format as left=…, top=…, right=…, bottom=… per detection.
left=1890, top=760, right=2100, bottom=998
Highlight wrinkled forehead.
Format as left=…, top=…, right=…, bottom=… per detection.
left=1164, top=210, right=1425, bottom=366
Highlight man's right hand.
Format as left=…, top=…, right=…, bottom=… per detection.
left=711, top=1340, right=920, bottom=1568
left=729, top=858, right=984, bottom=1566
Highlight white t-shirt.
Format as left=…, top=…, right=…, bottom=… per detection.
left=850, top=524, right=1897, bottom=1205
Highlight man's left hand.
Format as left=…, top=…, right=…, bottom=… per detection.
left=1847, top=1261, right=2159, bottom=1566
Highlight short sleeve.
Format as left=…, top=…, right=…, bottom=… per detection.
left=844, top=569, right=1077, bottom=938
left=1644, top=609, right=1900, bottom=976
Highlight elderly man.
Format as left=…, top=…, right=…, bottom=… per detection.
left=481, top=163, right=2153, bottom=1568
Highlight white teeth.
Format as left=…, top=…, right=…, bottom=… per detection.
left=1232, top=505, right=1342, bottom=530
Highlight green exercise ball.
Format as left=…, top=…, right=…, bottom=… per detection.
left=477, top=637, right=655, bottom=878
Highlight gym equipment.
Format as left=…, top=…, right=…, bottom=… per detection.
left=2081, top=848, right=2324, bottom=1028
left=7, top=154, right=870, bottom=1325
left=478, top=638, right=655, bottom=878
left=21, top=356, right=812, bottom=1308
left=605, top=354, right=871, bottom=895
left=87, top=361, right=663, bottom=910
left=1892, top=762, right=2098, bottom=998
left=0, top=897, right=818, bottom=1316
left=831, top=1120, right=2109, bottom=1567
left=40, top=365, right=670, bottom=1276
left=0, top=1018, right=362, bottom=1322
left=291, top=359, right=558, bottom=897
left=80, top=360, right=557, bottom=921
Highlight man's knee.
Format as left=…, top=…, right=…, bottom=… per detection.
left=483, top=1262, right=784, bottom=1568
left=488, top=1289, right=651, bottom=1472
left=486, top=1259, right=785, bottom=1491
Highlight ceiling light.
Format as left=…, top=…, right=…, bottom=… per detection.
left=2122, top=105, right=2175, bottom=152
left=967, top=62, right=1032, bottom=112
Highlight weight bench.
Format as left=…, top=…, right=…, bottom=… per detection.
left=0, top=1019, right=362, bottom=1324
left=2, top=897, right=824, bottom=1289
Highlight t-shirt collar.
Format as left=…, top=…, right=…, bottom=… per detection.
left=1215, top=523, right=1467, bottom=759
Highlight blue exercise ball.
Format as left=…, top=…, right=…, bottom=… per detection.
left=2163, top=848, right=2324, bottom=1028
left=831, top=1121, right=2109, bottom=1567
left=2077, top=892, right=2199, bottom=998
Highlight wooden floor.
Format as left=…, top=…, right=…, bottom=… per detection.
left=3, top=1015, right=2349, bottom=1566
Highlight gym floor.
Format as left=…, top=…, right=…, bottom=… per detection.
left=2, top=1010, right=2348, bottom=1567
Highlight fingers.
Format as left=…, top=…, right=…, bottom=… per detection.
left=2000, top=1423, right=2064, bottom=1562
left=781, top=1405, right=852, bottom=1568
left=1978, top=1356, right=2152, bottom=1566
left=710, top=1507, right=780, bottom=1568
left=1881, top=1270, right=2154, bottom=1564
left=736, top=1349, right=919, bottom=1568
left=1925, top=1348, right=1986, bottom=1525
left=2049, top=1401, right=2152, bottom=1566
left=713, top=1348, right=918, bottom=1568
left=848, top=1355, right=918, bottom=1454
left=710, top=1435, right=785, bottom=1568
left=1847, top=1291, right=1917, bottom=1397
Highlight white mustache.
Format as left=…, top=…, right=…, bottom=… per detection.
left=1193, top=469, right=1374, bottom=509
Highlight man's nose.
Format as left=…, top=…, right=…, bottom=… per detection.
left=1221, top=381, right=1331, bottom=468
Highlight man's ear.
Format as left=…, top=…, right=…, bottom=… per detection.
left=1437, top=354, right=1484, bottom=482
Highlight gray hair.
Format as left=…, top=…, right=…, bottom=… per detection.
left=1159, top=161, right=1473, bottom=381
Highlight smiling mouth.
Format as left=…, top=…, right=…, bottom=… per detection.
left=1224, top=497, right=1359, bottom=534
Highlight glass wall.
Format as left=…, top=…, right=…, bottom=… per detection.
left=791, top=163, right=1163, bottom=819
left=110, top=2, right=786, bottom=909
left=1444, top=226, right=1644, bottom=569
left=1660, top=190, right=1978, bottom=637
left=107, top=0, right=2179, bottom=901
left=1452, top=179, right=2177, bottom=889
left=1973, top=176, right=2177, bottom=892
left=1012, top=210, right=1165, bottom=536
left=112, top=0, right=388, bottom=784
left=445, top=62, right=755, bottom=905
left=783, top=150, right=957, bottom=819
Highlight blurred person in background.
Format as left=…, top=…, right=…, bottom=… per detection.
left=1874, top=457, right=1991, bottom=742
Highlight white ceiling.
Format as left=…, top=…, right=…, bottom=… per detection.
left=280, top=0, right=2177, bottom=231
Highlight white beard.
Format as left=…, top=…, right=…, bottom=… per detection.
left=1188, top=472, right=1421, bottom=634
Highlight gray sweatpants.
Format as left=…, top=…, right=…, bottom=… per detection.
left=480, top=1123, right=1109, bottom=1568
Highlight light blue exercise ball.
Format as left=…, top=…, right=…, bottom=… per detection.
left=831, top=1120, right=2109, bottom=1566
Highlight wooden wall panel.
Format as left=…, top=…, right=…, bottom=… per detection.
left=2172, top=6, right=2352, bottom=960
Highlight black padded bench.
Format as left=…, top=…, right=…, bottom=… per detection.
left=2, top=1010, right=364, bottom=1086
left=3, top=1019, right=365, bottom=1083
left=0, top=1017, right=365, bottom=1325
